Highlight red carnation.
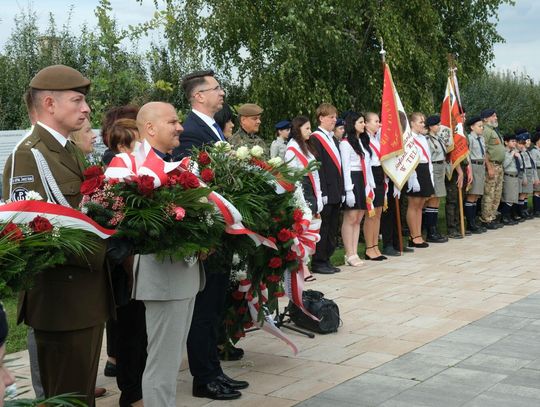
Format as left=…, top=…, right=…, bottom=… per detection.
left=0, top=222, right=24, bottom=241
left=277, top=228, right=292, bottom=242
left=29, top=216, right=53, bottom=233
left=198, top=151, right=211, bottom=166
left=285, top=251, right=297, bottom=261
left=201, top=168, right=215, bottom=183
left=173, top=207, right=186, bottom=221
left=293, top=222, right=304, bottom=234
left=80, top=175, right=104, bottom=195
left=136, top=175, right=155, bottom=197
left=237, top=306, right=248, bottom=315
left=83, top=165, right=103, bottom=179
left=266, top=274, right=281, bottom=283
left=178, top=172, right=200, bottom=189
left=231, top=291, right=244, bottom=301
left=268, top=257, right=283, bottom=269
left=293, top=209, right=304, bottom=222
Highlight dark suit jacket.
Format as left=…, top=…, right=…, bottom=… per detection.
left=174, top=111, right=222, bottom=159
left=311, top=129, right=344, bottom=204
left=3, top=124, right=113, bottom=331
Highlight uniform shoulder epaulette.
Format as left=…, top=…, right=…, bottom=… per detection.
left=16, top=133, right=40, bottom=152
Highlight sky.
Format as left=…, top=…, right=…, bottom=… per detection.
left=1, top=0, right=539, bottom=81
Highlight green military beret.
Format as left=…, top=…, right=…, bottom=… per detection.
left=30, top=65, right=91, bottom=95
left=237, top=103, right=263, bottom=117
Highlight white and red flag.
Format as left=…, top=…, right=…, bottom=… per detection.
left=379, top=63, right=420, bottom=190
left=440, top=73, right=469, bottom=177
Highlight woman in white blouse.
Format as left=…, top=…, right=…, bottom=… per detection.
left=406, top=112, right=435, bottom=248
left=340, top=112, right=370, bottom=267
left=285, top=116, right=323, bottom=215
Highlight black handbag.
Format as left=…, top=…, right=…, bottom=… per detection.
left=289, top=289, right=341, bottom=334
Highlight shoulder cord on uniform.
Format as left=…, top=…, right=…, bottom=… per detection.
left=30, top=148, right=71, bottom=207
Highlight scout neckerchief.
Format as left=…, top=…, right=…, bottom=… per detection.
left=311, top=129, right=341, bottom=175
left=286, top=145, right=319, bottom=198
left=342, top=139, right=375, bottom=216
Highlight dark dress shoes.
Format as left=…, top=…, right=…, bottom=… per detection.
left=402, top=246, right=414, bottom=253
left=216, top=373, right=249, bottom=390
left=193, top=380, right=242, bottom=400
left=325, top=261, right=341, bottom=273
left=382, top=246, right=401, bottom=256
left=311, top=263, right=335, bottom=274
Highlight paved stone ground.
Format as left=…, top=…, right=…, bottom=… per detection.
left=6, top=218, right=540, bottom=406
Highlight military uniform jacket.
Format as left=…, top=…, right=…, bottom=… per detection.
left=229, top=127, right=268, bottom=154
left=2, top=123, right=112, bottom=331
left=483, top=125, right=505, bottom=163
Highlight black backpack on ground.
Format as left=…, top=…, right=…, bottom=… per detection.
left=288, top=289, right=341, bottom=334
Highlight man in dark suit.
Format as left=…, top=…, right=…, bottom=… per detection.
left=310, top=103, right=344, bottom=274
left=2, top=65, right=113, bottom=407
left=174, top=70, right=248, bottom=400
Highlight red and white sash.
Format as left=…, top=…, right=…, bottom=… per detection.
left=342, top=140, right=375, bottom=216
left=286, top=146, right=318, bottom=197
left=311, top=131, right=341, bottom=175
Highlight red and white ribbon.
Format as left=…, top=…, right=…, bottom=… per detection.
left=0, top=200, right=116, bottom=239
left=105, top=140, right=182, bottom=188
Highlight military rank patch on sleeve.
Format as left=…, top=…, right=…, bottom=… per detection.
left=11, top=175, right=35, bottom=184
left=11, top=187, right=29, bottom=201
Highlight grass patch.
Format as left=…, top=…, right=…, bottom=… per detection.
left=3, top=295, right=27, bottom=354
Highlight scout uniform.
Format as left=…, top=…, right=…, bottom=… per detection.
left=500, top=134, right=520, bottom=225
left=516, top=131, right=537, bottom=219
left=229, top=103, right=268, bottom=152
left=528, top=131, right=540, bottom=216
left=480, top=109, right=505, bottom=226
left=270, top=120, right=291, bottom=160
left=2, top=65, right=112, bottom=407
left=465, top=115, right=487, bottom=234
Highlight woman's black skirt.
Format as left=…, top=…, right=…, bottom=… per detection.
left=301, top=176, right=317, bottom=212
left=372, top=166, right=385, bottom=207
left=407, top=163, right=435, bottom=197
left=343, top=170, right=367, bottom=210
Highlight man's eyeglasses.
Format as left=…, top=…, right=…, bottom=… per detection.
left=197, top=85, right=223, bottom=93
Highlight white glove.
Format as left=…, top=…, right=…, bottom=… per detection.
left=341, top=195, right=346, bottom=203
left=393, top=188, right=401, bottom=199
left=407, top=172, right=420, bottom=193
left=322, top=195, right=328, bottom=205
left=317, top=195, right=323, bottom=213
left=346, top=190, right=356, bottom=207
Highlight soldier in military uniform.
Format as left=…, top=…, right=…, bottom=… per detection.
left=480, top=109, right=505, bottom=229
left=2, top=65, right=112, bottom=407
left=229, top=103, right=268, bottom=152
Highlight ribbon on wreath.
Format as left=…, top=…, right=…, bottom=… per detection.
left=233, top=279, right=299, bottom=355
left=285, top=215, right=321, bottom=321
left=0, top=200, right=116, bottom=239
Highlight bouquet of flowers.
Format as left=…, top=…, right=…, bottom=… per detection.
left=81, top=141, right=224, bottom=261
left=0, top=197, right=105, bottom=298
left=191, top=142, right=320, bottom=348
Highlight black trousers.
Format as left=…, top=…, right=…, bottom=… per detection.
left=116, top=300, right=147, bottom=407
left=187, top=270, right=229, bottom=384
left=381, top=182, right=400, bottom=249
left=312, top=202, right=340, bottom=263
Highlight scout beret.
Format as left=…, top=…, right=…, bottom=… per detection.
left=425, top=115, right=441, bottom=127
left=480, top=109, right=496, bottom=119
left=532, top=131, right=540, bottom=144
left=30, top=65, right=90, bottom=94
left=503, top=133, right=516, bottom=142
left=335, top=118, right=345, bottom=127
left=516, top=131, right=530, bottom=141
left=237, top=103, right=263, bottom=117
left=466, top=115, right=482, bottom=127
left=181, top=69, right=215, bottom=84
left=275, top=120, right=291, bottom=130
left=0, top=304, right=7, bottom=347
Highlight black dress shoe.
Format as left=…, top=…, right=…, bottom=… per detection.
left=426, top=234, right=448, bottom=243
left=218, top=345, right=244, bottom=361
left=483, top=222, right=497, bottom=230
left=311, top=264, right=335, bottom=274
left=325, top=261, right=341, bottom=273
left=193, top=380, right=242, bottom=400
left=382, top=246, right=401, bottom=256
left=104, top=361, right=116, bottom=377
left=402, top=246, right=414, bottom=253
left=216, top=373, right=249, bottom=390
left=408, top=239, right=429, bottom=248
left=447, top=230, right=463, bottom=239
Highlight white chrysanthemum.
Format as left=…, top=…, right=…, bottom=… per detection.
left=26, top=191, right=43, bottom=201
left=81, top=206, right=89, bottom=214
left=268, top=157, right=283, bottom=167
left=235, top=146, right=250, bottom=160
left=250, top=145, right=264, bottom=158
left=199, top=197, right=208, bottom=204
left=232, top=253, right=240, bottom=266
